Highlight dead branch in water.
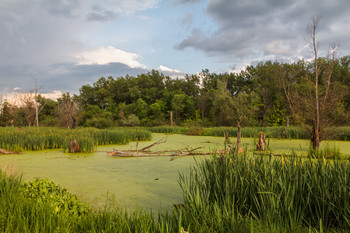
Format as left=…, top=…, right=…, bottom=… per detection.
left=0, top=148, right=19, bottom=154
left=139, top=136, right=168, bottom=151
left=108, top=145, right=209, bottom=157
left=106, top=136, right=211, bottom=158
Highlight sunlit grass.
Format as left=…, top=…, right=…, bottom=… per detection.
left=0, top=127, right=151, bottom=153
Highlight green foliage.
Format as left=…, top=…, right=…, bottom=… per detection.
left=308, top=143, right=342, bottom=159
left=171, top=92, right=186, bottom=122
left=120, top=114, right=140, bottom=126
left=0, top=127, right=151, bottom=153
left=3, top=149, right=350, bottom=232
left=202, top=126, right=310, bottom=139
left=179, top=153, right=350, bottom=231
left=146, top=126, right=189, bottom=134
left=185, top=126, right=205, bottom=136
left=21, top=178, right=91, bottom=218
left=2, top=56, right=350, bottom=129
left=134, top=98, right=148, bottom=120
left=80, top=104, right=114, bottom=128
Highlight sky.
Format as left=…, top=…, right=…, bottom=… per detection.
left=1, top=0, right=350, bottom=101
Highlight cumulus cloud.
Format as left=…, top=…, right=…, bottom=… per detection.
left=0, top=0, right=159, bottom=94
left=76, top=46, right=147, bottom=68
left=176, top=0, right=350, bottom=61
left=157, top=65, right=181, bottom=73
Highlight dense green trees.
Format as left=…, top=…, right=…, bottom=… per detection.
left=1, top=57, right=349, bottom=129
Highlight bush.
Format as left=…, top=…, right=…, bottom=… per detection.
left=21, top=178, right=91, bottom=218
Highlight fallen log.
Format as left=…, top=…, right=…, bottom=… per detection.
left=108, top=149, right=210, bottom=157
left=0, top=148, right=19, bottom=154
left=139, top=136, right=167, bottom=151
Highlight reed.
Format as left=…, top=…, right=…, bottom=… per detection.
left=0, top=127, right=151, bottom=153
left=3, top=151, right=350, bottom=232
left=202, top=126, right=309, bottom=139
left=146, top=126, right=189, bottom=134
left=179, top=152, right=350, bottom=231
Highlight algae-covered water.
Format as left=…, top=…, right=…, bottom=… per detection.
left=1, top=133, right=349, bottom=211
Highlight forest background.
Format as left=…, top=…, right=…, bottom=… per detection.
left=1, top=57, right=349, bottom=131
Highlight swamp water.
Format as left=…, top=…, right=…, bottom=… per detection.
left=1, top=133, right=349, bottom=211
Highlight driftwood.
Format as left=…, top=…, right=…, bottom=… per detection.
left=108, top=149, right=210, bottom=157
left=106, top=136, right=211, bottom=158
left=0, top=148, right=19, bottom=154
left=139, top=136, right=167, bottom=151
left=107, top=139, right=208, bottom=158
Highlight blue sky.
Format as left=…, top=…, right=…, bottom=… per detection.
left=1, top=0, right=350, bottom=100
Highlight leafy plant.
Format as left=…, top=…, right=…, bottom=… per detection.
left=21, top=178, right=91, bottom=218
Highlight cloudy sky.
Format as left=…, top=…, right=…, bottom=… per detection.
left=1, top=0, right=350, bottom=99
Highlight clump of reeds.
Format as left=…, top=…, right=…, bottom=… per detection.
left=201, top=126, right=309, bottom=139
left=179, top=152, right=350, bottom=231
left=0, top=127, right=151, bottom=153
left=146, top=126, right=189, bottom=134
left=308, top=143, right=342, bottom=159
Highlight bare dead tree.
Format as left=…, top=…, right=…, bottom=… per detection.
left=16, top=91, right=35, bottom=126
left=281, top=17, right=347, bottom=149
left=56, top=93, right=78, bottom=128
left=32, top=75, right=42, bottom=127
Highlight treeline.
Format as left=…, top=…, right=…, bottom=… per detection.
left=1, top=56, right=350, bottom=128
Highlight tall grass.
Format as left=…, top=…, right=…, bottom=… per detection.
left=202, top=126, right=350, bottom=141
left=3, top=151, right=350, bottom=232
left=146, top=126, right=189, bottom=134
left=202, top=126, right=309, bottom=139
left=0, top=127, right=151, bottom=153
left=179, top=153, right=350, bottom=231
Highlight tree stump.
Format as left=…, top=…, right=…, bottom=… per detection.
left=256, top=132, right=266, bottom=151
left=225, top=131, right=229, bottom=144
left=69, top=139, right=81, bottom=153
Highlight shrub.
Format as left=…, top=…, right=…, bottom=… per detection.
left=21, top=178, right=91, bottom=218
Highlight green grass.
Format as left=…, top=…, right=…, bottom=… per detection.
left=179, top=152, right=350, bottom=232
left=201, top=126, right=309, bottom=139
left=0, top=127, right=151, bottom=153
left=2, top=149, right=350, bottom=232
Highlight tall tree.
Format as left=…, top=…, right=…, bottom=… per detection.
left=212, top=80, right=235, bottom=126
left=232, top=92, right=258, bottom=150
left=282, top=17, right=347, bottom=149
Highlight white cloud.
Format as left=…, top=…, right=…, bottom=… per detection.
left=75, top=46, right=147, bottom=68
left=42, top=90, right=63, bottom=100
left=3, top=90, right=63, bottom=106
left=157, top=65, right=181, bottom=73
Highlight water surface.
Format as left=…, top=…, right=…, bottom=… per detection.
left=1, top=133, right=349, bottom=211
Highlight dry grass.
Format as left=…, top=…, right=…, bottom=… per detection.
left=0, top=162, right=20, bottom=178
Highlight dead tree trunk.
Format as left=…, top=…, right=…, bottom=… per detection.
left=236, top=122, right=241, bottom=151
left=225, top=131, right=229, bottom=144
left=170, top=111, right=173, bottom=126
left=69, top=139, right=81, bottom=153
left=257, top=131, right=266, bottom=151
left=312, top=125, right=320, bottom=150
